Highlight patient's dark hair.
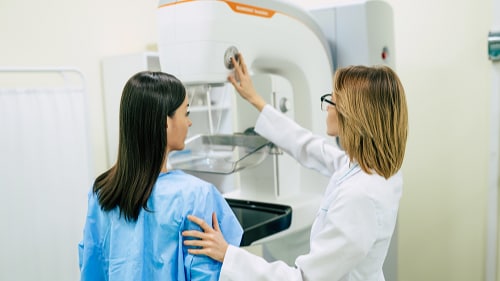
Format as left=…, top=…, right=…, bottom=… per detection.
left=93, top=71, right=186, bottom=222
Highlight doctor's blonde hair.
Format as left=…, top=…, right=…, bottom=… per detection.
left=334, top=65, right=408, bottom=179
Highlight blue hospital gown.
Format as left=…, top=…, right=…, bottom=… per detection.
left=78, top=170, right=243, bottom=281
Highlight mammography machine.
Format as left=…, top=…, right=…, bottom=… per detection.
left=157, top=0, right=395, bottom=270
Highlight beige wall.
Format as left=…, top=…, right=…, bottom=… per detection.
left=0, top=0, right=159, bottom=175
left=0, top=0, right=495, bottom=280
left=390, top=1, right=492, bottom=280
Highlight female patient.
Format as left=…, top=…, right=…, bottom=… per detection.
left=78, top=71, right=242, bottom=280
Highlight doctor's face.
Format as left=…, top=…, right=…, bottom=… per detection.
left=324, top=93, right=339, bottom=136
left=166, top=95, right=192, bottom=153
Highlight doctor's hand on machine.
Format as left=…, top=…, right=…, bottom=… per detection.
left=225, top=54, right=266, bottom=112
left=183, top=53, right=409, bottom=281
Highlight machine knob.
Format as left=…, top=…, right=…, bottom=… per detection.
left=224, top=46, right=240, bottom=69
left=279, top=97, right=290, bottom=113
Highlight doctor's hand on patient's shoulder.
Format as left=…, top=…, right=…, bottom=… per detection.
left=228, top=53, right=266, bottom=112
left=182, top=212, right=229, bottom=262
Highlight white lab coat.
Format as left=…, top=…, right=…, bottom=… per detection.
left=219, top=105, right=402, bottom=281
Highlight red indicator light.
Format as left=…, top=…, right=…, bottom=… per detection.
left=381, top=47, right=389, bottom=60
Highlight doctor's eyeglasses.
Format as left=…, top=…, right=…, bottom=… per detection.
left=320, top=94, right=336, bottom=111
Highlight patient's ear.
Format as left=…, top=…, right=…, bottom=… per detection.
left=166, top=117, right=171, bottom=128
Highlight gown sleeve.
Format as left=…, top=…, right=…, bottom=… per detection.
left=254, top=105, right=347, bottom=177
left=183, top=184, right=243, bottom=281
left=78, top=191, right=107, bottom=281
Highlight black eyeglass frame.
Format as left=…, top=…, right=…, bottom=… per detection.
left=320, top=93, right=336, bottom=111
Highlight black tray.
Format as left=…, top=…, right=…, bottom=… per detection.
left=226, top=198, right=292, bottom=246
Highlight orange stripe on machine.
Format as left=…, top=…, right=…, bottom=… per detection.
left=158, top=0, right=276, bottom=19
left=221, top=0, right=276, bottom=18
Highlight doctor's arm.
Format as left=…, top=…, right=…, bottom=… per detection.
left=228, top=54, right=266, bottom=112
left=228, top=54, right=344, bottom=175
left=184, top=187, right=379, bottom=281
left=184, top=214, right=306, bottom=281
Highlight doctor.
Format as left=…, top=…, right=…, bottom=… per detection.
left=183, top=54, right=408, bottom=281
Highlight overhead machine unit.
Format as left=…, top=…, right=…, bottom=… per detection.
left=157, top=0, right=395, bottom=266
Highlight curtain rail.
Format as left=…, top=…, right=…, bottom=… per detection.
left=0, top=67, right=86, bottom=91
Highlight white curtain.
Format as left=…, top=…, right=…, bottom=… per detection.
left=0, top=77, right=92, bottom=280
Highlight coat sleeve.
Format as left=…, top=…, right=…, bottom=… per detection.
left=255, top=105, right=346, bottom=177
left=220, top=245, right=304, bottom=281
